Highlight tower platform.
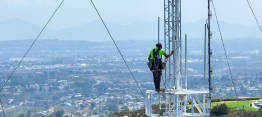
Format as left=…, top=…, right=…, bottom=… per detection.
left=145, top=89, right=210, bottom=117
left=146, top=89, right=209, bottom=95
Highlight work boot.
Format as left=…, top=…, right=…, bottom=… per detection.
left=155, top=88, right=165, bottom=92
left=155, top=89, right=160, bottom=92
left=159, top=88, right=165, bottom=92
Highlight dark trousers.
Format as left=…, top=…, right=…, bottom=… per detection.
left=152, top=70, right=162, bottom=90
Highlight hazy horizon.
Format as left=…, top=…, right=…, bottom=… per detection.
left=0, top=0, right=261, bottom=29
left=0, top=0, right=261, bottom=41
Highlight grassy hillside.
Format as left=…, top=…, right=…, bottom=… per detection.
left=110, top=99, right=261, bottom=117
left=212, top=100, right=258, bottom=111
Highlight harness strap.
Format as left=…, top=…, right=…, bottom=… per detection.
left=153, top=48, right=161, bottom=59
left=152, top=48, right=162, bottom=70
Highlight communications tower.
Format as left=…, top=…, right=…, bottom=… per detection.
left=145, top=0, right=212, bottom=116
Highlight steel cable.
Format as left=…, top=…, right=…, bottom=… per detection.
left=0, top=0, right=66, bottom=116
left=211, top=1, right=249, bottom=112
left=90, top=0, right=145, bottom=97
left=211, top=0, right=240, bottom=100
left=245, top=0, right=262, bottom=33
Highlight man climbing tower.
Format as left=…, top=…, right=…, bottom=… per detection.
left=148, top=43, right=173, bottom=92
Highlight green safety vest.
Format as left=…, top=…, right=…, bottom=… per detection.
left=150, top=48, right=165, bottom=60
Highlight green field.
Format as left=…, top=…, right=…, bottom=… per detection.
left=212, top=101, right=258, bottom=111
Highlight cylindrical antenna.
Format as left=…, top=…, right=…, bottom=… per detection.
left=180, top=0, right=183, bottom=88
left=185, top=34, right=188, bottom=90
left=204, top=23, right=207, bottom=80
left=158, top=16, right=160, bottom=43
left=208, top=0, right=213, bottom=114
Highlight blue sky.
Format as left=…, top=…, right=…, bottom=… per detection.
left=0, top=0, right=261, bottom=30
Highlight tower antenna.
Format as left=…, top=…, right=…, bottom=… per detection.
left=208, top=0, right=213, bottom=113
left=145, top=0, right=210, bottom=116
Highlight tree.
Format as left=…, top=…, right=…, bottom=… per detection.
left=253, top=109, right=262, bottom=117
left=25, top=111, right=31, bottom=117
left=49, top=110, right=64, bottom=117
left=211, top=103, right=229, bottom=116
left=18, top=113, right=25, bottom=117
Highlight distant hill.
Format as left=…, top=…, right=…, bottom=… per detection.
left=0, top=19, right=42, bottom=40
left=0, top=19, right=260, bottom=41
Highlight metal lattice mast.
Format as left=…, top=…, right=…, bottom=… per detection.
left=146, top=0, right=210, bottom=116
left=164, top=0, right=183, bottom=116
left=174, top=0, right=182, bottom=90
left=164, top=0, right=181, bottom=90
left=164, top=0, right=172, bottom=89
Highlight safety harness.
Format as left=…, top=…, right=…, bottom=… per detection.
left=151, top=48, right=163, bottom=70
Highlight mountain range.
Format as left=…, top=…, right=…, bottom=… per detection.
left=0, top=19, right=261, bottom=41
